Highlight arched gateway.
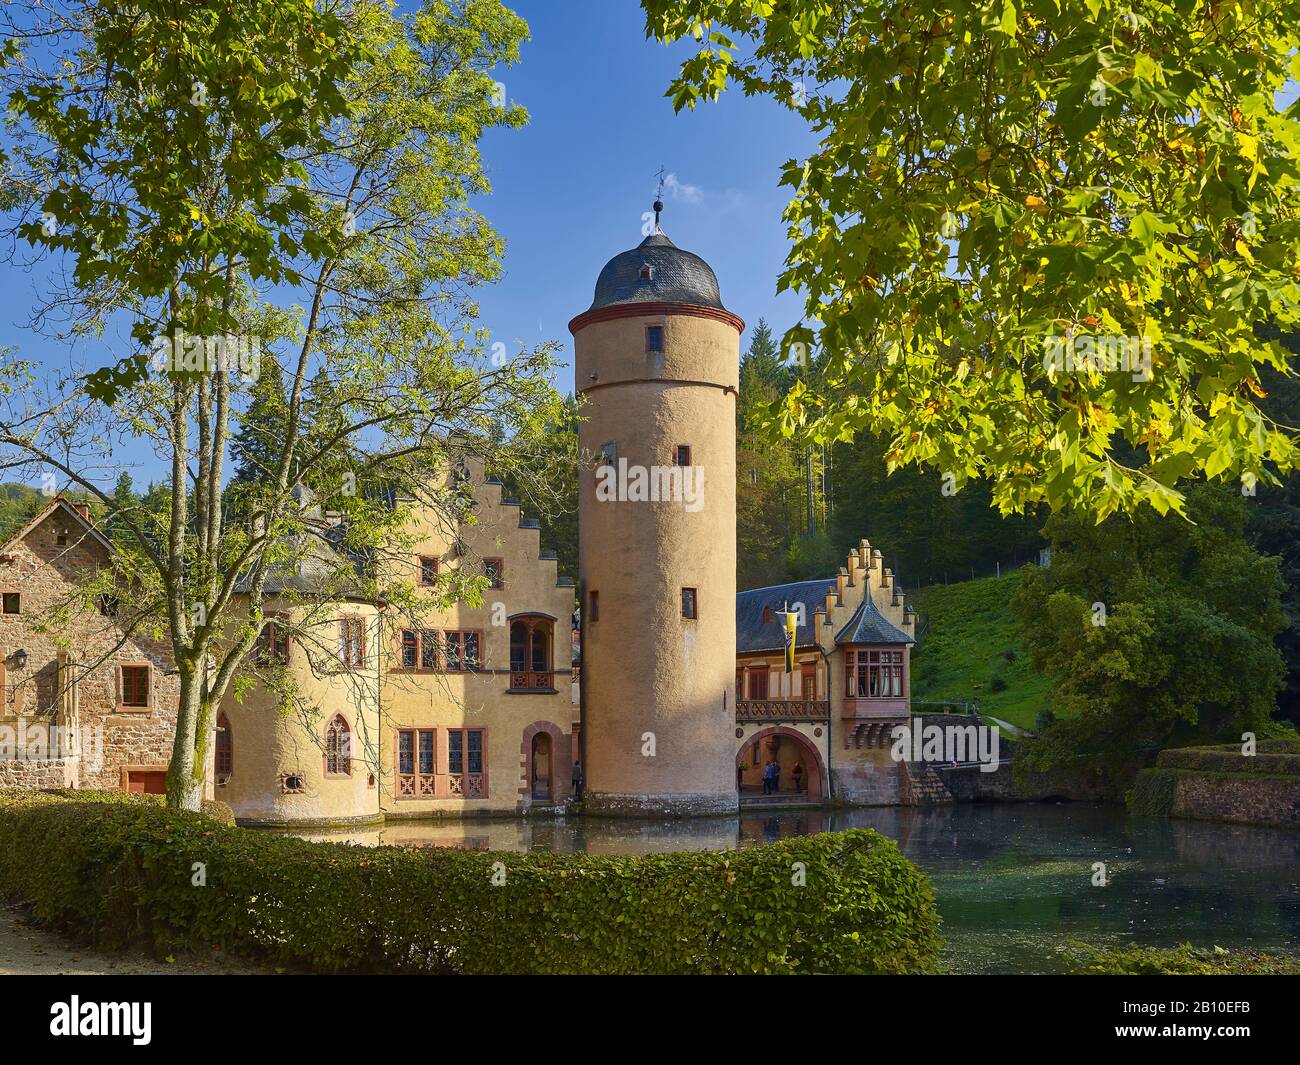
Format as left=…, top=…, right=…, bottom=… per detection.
left=737, top=726, right=825, bottom=801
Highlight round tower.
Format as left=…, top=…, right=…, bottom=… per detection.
left=570, top=207, right=742, bottom=816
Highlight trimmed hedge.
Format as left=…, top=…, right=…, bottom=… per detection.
left=2, top=787, right=238, bottom=825
left=0, top=790, right=941, bottom=975
left=1156, top=744, right=1300, bottom=776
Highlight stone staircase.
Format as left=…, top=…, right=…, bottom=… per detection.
left=900, top=760, right=955, bottom=805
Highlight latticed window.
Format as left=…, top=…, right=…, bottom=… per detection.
left=397, top=728, right=435, bottom=798
left=448, top=729, right=484, bottom=776
left=443, top=630, right=480, bottom=671
left=847, top=649, right=905, bottom=698
left=400, top=629, right=418, bottom=669
left=338, top=618, right=365, bottom=667
left=215, top=714, right=233, bottom=777
left=749, top=669, right=769, bottom=700
left=324, top=714, right=352, bottom=776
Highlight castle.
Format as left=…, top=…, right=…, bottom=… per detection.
left=0, top=216, right=924, bottom=822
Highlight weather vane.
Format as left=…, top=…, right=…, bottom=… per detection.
left=653, top=164, right=666, bottom=231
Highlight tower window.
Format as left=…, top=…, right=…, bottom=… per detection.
left=598, top=442, right=617, bottom=468
left=1, top=592, right=19, bottom=615
left=588, top=590, right=599, bottom=623
left=638, top=263, right=654, bottom=281
left=484, top=558, right=504, bottom=589
left=674, top=445, right=691, bottom=467
left=681, top=588, right=698, bottom=620
left=645, top=325, right=663, bottom=354
left=419, top=555, right=439, bottom=586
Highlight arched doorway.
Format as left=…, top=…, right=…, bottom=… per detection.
left=531, top=732, right=552, bottom=800
left=737, top=726, right=826, bottom=802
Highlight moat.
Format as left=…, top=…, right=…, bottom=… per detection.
left=286, top=803, right=1300, bottom=974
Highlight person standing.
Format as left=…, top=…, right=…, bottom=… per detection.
left=571, top=759, right=584, bottom=800
left=792, top=761, right=804, bottom=793
left=772, top=760, right=782, bottom=794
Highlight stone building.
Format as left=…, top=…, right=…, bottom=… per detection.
left=0, top=497, right=197, bottom=795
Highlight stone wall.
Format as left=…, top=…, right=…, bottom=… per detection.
left=0, top=757, right=75, bottom=788
left=1168, top=771, right=1300, bottom=830
left=1, top=502, right=184, bottom=793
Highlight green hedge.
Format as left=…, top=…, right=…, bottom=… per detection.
left=1156, top=744, right=1300, bottom=776
left=0, top=790, right=941, bottom=974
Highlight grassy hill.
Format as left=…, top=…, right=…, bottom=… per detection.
left=909, top=571, right=1052, bottom=732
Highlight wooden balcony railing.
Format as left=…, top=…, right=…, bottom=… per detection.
left=509, top=670, right=556, bottom=691
left=736, top=699, right=830, bottom=722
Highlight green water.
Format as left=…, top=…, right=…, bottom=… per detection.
left=288, top=803, right=1300, bottom=974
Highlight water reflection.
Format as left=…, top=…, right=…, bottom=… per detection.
left=278, top=803, right=1300, bottom=974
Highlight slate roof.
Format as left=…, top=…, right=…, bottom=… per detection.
left=588, top=233, right=727, bottom=312
left=736, top=576, right=913, bottom=653
left=736, top=578, right=836, bottom=654
left=835, top=595, right=914, bottom=645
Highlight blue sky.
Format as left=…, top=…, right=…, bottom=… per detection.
left=471, top=1, right=812, bottom=380
left=0, top=0, right=811, bottom=489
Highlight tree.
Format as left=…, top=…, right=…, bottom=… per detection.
left=495, top=393, right=580, bottom=581
left=103, top=472, right=138, bottom=546
left=0, top=0, right=562, bottom=810
left=736, top=318, right=807, bottom=587
left=645, top=0, right=1300, bottom=520
left=1011, top=486, right=1287, bottom=793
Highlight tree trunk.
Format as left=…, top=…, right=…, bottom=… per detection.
left=166, top=668, right=205, bottom=811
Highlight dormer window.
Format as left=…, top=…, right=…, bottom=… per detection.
left=638, top=263, right=654, bottom=281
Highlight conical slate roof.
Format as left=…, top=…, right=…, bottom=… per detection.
left=834, top=595, right=914, bottom=646
left=588, top=232, right=727, bottom=312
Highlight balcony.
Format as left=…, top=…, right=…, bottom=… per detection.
left=736, top=699, right=830, bottom=723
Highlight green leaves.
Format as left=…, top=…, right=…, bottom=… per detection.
left=644, top=0, right=1300, bottom=517
left=0, top=794, right=942, bottom=975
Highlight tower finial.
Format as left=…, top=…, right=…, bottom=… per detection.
left=653, top=164, right=666, bottom=232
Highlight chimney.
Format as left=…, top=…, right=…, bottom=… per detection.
left=73, top=503, right=90, bottom=521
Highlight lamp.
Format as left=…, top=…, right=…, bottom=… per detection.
left=13, top=648, right=28, bottom=669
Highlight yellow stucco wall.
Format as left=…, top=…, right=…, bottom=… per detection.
left=576, top=310, right=740, bottom=815
left=218, top=598, right=383, bottom=825
left=377, top=463, right=576, bottom=817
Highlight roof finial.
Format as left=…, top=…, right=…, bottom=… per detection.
left=653, top=164, right=666, bottom=232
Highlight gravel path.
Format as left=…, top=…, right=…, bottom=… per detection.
left=0, top=903, right=268, bottom=975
